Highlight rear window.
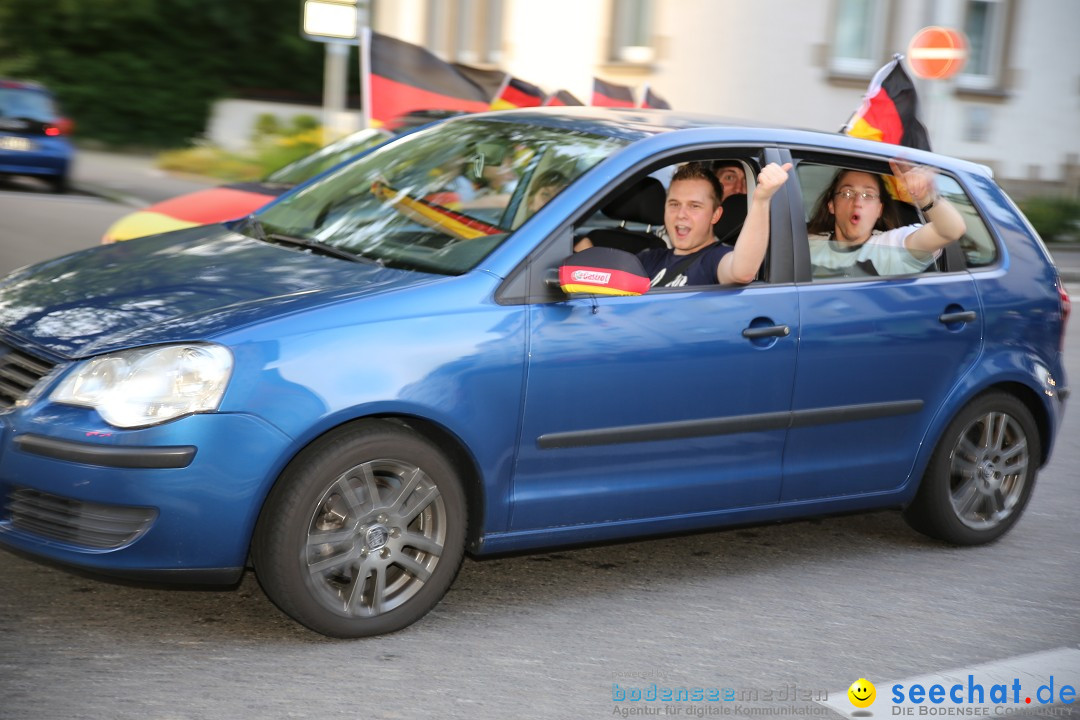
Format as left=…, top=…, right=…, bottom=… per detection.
left=0, top=87, right=56, bottom=123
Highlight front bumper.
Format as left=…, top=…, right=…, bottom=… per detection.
left=0, top=407, right=292, bottom=583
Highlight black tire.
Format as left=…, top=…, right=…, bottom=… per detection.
left=252, top=420, right=467, bottom=638
left=904, top=392, right=1040, bottom=546
left=48, top=173, right=69, bottom=194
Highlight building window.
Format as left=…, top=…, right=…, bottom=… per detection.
left=958, top=0, right=1007, bottom=90
left=609, top=0, right=655, bottom=64
left=829, top=0, right=888, bottom=76
left=963, top=105, right=992, bottom=143
left=425, top=0, right=504, bottom=65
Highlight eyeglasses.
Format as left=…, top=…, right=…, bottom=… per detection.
left=834, top=189, right=880, bottom=202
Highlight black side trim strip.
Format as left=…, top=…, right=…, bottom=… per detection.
left=788, top=400, right=923, bottom=428
left=537, top=400, right=924, bottom=450
left=14, top=434, right=197, bottom=469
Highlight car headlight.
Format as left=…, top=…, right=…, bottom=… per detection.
left=51, top=344, right=233, bottom=428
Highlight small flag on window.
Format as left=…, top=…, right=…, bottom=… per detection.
left=543, top=89, right=584, bottom=107
left=639, top=85, right=671, bottom=110
left=591, top=77, right=636, bottom=108
left=842, top=55, right=932, bottom=151
left=492, top=77, right=546, bottom=110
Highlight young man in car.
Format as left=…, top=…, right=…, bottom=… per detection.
left=641, top=160, right=790, bottom=287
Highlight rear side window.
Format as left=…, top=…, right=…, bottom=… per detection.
left=937, top=174, right=998, bottom=268
left=795, top=158, right=998, bottom=280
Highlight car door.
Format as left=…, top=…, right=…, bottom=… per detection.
left=780, top=151, right=985, bottom=502
left=508, top=151, right=800, bottom=536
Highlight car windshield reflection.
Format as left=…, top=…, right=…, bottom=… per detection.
left=254, top=118, right=626, bottom=275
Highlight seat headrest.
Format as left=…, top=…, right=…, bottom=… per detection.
left=601, top=177, right=666, bottom=225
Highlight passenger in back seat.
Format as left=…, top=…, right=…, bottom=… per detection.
left=712, top=161, right=749, bottom=245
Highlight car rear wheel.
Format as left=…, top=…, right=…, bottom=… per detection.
left=48, top=172, right=69, bottom=193
left=904, top=392, right=1040, bottom=546
left=253, top=420, right=467, bottom=637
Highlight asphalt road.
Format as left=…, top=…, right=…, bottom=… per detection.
left=0, top=170, right=1077, bottom=720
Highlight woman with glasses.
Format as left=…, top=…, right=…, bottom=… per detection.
left=805, top=161, right=966, bottom=278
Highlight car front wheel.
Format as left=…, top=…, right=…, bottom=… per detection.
left=253, top=420, right=467, bottom=637
left=904, top=392, right=1040, bottom=546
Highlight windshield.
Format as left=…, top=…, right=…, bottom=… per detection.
left=254, top=118, right=627, bottom=275
left=264, top=128, right=391, bottom=185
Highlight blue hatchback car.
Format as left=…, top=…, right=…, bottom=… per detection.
left=0, top=79, right=73, bottom=192
left=0, top=109, right=1070, bottom=637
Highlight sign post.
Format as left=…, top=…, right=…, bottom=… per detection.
left=300, top=0, right=370, bottom=141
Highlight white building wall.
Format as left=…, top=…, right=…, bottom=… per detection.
left=497, top=0, right=1080, bottom=188
left=232, top=0, right=1076, bottom=191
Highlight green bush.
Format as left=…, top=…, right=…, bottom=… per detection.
left=290, top=114, right=320, bottom=134
left=1020, top=196, right=1080, bottom=242
left=158, top=121, right=325, bottom=181
left=0, top=0, right=327, bottom=148
left=253, top=113, right=284, bottom=142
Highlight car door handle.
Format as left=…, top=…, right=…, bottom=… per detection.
left=939, top=310, right=977, bottom=324
left=742, top=325, right=790, bottom=339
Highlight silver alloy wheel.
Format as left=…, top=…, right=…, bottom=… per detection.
left=304, top=458, right=447, bottom=618
left=948, top=410, right=1030, bottom=531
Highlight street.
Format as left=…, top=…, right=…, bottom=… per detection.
left=0, top=171, right=1078, bottom=720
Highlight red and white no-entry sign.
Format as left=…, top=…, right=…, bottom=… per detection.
left=907, top=26, right=968, bottom=79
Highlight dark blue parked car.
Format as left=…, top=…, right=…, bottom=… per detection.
left=0, top=109, right=1069, bottom=637
left=0, top=79, right=73, bottom=192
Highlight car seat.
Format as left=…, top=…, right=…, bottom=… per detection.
left=714, top=193, right=747, bottom=245
left=582, top=177, right=667, bottom=254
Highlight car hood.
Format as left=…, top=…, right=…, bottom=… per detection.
left=0, top=227, right=436, bottom=358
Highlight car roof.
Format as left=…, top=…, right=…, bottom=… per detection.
left=449, top=106, right=994, bottom=178
left=0, top=79, right=51, bottom=93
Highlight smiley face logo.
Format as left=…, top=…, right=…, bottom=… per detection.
left=848, top=678, right=876, bottom=708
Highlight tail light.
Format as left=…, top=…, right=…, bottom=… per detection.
left=44, top=117, right=74, bottom=136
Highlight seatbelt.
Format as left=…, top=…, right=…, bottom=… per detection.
left=654, top=246, right=713, bottom=287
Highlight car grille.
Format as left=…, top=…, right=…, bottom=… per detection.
left=0, top=343, right=56, bottom=410
left=6, top=487, right=157, bottom=550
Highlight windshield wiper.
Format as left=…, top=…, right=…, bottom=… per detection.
left=264, top=232, right=377, bottom=265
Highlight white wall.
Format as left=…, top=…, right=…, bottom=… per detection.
left=209, top=0, right=1080, bottom=188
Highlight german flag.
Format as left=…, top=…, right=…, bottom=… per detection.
left=639, top=85, right=671, bottom=110
left=543, top=89, right=583, bottom=107
left=492, top=77, right=546, bottom=110
left=591, top=77, right=636, bottom=108
left=453, top=63, right=509, bottom=102
left=370, top=180, right=502, bottom=241
left=362, top=30, right=491, bottom=128
left=843, top=55, right=931, bottom=151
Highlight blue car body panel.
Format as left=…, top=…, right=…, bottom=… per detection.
left=0, top=108, right=1068, bottom=580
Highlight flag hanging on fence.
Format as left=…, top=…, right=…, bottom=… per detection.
left=591, top=77, right=636, bottom=108
left=639, top=85, right=671, bottom=110
left=842, top=55, right=931, bottom=151
left=361, top=31, right=492, bottom=127
left=492, top=77, right=546, bottom=110
left=543, top=89, right=584, bottom=106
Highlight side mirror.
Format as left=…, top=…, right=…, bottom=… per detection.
left=557, top=246, right=650, bottom=297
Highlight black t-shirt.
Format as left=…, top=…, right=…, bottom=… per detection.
left=638, top=243, right=732, bottom=287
